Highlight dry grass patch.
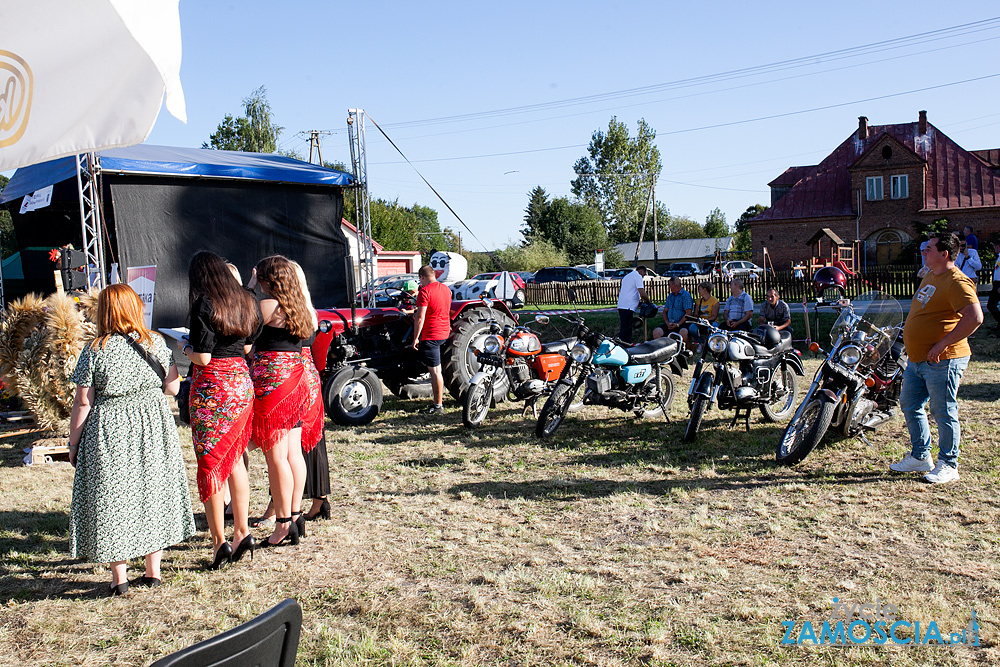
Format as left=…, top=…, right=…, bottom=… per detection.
left=0, top=338, right=998, bottom=665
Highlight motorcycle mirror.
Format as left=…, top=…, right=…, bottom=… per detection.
left=318, top=320, right=332, bottom=334
left=567, top=288, right=577, bottom=303
left=534, top=315, right=550, bottom=324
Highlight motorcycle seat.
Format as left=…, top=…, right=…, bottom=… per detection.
left=626, top=337, right=680, bottom=365
left=541, top=338, right=575, bottom=354
left=751, top=330, right=793, bottom=357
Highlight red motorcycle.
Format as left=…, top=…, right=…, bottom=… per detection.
left=462, top=299, right=577, bottom=428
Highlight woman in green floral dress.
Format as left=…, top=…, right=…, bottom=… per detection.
left=68, top=285, right=195, bottom=596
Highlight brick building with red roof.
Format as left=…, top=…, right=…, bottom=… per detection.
left=750, top=111, right=1000, bottom=268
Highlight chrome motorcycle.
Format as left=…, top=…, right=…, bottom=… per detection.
left=683, top=320, right=803, bottom=442
left=776, top=292, right=906, bottom=465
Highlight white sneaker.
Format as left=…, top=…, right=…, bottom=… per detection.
left=923, top=460, right=959, bottom=484
left=889, top=454, right=934, bottom=472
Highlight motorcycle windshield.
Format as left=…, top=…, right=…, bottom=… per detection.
left=832, top=291, right=903, bottom=361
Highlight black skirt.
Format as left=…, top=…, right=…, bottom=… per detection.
left=303, top=429, right=330, bottom=498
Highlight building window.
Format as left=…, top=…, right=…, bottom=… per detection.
left=891, top=174, right=908, bottom=199
left=866, top=176, right=883, bottom=201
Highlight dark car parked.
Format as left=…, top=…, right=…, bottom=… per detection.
left=665, top=262, right=701, bottom=278
left=531, top=266, right=603, bottom=283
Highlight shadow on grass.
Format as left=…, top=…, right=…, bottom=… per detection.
left=956, top=381, right=1000, bottom=402
left=447, top=469, right=903, bottom=501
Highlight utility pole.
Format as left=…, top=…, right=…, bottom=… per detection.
left=306, top=130, right=331, bottom=165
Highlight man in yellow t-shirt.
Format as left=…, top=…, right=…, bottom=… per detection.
left=890, top=233, right=983, bottom=484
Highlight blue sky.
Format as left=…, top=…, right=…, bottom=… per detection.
left=145, top=1, right=1000, bottom=251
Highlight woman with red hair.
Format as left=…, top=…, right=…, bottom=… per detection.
left=68, top=285, right=195, bottom=595
left=181, top=251, right=261, bottom=570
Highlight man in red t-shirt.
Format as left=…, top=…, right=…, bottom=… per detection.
left=412, top=264, right=452, bottom=414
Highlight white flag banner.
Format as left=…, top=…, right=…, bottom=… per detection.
left=0, top=0, right=186, bottom=171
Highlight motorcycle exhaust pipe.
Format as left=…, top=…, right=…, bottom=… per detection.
left=861, top=411, right=893, bottom=432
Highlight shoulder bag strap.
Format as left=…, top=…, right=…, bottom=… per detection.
left=118, top=333, right=166, bottom=386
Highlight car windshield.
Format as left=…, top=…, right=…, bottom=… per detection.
left=577, top=267, right=599, bottom=279
left=471, top=273, right=497, bottom=280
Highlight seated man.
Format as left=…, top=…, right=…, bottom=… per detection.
left=652, top=278, right=693, bottom=341
left=721, top=279, right=754, bottom=331
left=687, top=281, right=719, bottom=348
left=758, top=288, right=792, bottom=333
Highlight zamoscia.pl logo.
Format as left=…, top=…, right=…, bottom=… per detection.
left=0, top=50, right=33, bottom=148
left=781, top=598, right=980, bottom=646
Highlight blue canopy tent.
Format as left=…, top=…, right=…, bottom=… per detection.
left=1, top=145, right=354, bottom=327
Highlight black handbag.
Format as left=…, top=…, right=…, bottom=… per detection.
left=119, top=333, right=167, bottom=390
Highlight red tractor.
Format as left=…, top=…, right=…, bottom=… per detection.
left=311, top=296, right=517, bottom=425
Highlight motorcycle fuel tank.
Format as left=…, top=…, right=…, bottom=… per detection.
left=507, top=331, right=542, bottom=357
left=594, top=339, right=629, bottom=366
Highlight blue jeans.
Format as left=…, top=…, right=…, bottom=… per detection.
left=900, top=356, right=969, bottom=467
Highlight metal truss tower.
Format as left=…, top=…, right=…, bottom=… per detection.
left=347, top=109, right=376, bottom=306
left=74, top=152, right=107, bottom=289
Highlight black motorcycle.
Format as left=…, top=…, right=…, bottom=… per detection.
left=683, top=320, right=803, bottom=442
left=776, top=292, right=905, bottom=465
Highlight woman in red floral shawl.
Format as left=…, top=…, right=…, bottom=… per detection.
left=249, top=255, right=317, bottom=547
left=182, top=251, right=261, bottom=569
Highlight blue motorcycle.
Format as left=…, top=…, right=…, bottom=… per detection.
left=535, top=319, right=686, bottom=438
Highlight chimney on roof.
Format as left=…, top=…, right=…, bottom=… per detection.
left=919, top=110, right=927, bottom=135
left=858, top=116, right=868, bottom=140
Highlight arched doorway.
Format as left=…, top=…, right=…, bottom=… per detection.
left=866, top=229, right=908, bottom=265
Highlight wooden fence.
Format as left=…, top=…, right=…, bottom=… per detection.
left=525, top=267, right=993, bottom=307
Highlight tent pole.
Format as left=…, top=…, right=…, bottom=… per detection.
left=74, top=152, right=107, bottom=289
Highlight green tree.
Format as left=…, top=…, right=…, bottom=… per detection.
left=571, top=117, right=662, bottom=244
left=343, top=196, right=447, bottom=257
left=493, top=239, right=569, bottom=272
left=0, top=175, right=16, bottom=259
left=203, top=86, right=283, bottom=153
left=703, top=207, right=728, bottom=237
left=540, top=197, right=607, bottom=265
left=733, top=204, right=767, bottom=254
left=522, top=186, right=550, bottom=242
left=661, top=210, right=705, bottom=240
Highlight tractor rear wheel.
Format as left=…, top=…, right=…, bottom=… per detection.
left=442, top=308, right=515, bottom=401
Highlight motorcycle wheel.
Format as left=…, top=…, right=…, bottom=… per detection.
left=462, top=378, right=493, bottom=428
left=760, top=366, right=799, bottom=422
left=536, top=381, right=580, bottom=438
left=683, top=395, right=708, bottom=443
left=776, top=397, right=835, bottom=465
left=635, top=366, right=675, bottom=419
left=442, top=310, right=515, bottom=401
left=323, top=367, right=383, bottom=426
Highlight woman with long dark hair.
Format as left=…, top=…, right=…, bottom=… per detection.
left=248, top=255, right=320, bottom=546
left=182, top=251, right=261, bottom=569
left=68, top=285, right=195, bottom=595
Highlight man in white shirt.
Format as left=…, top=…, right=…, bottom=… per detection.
left=956, top=238, right=982, bottom=283
left=722, top=279, right=754, bottom=331
left=616, top=265, right=651, bottom=343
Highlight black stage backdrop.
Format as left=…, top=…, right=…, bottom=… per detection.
left=9, top=175, right=348, bottom=329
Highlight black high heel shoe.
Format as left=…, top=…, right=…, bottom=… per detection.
left=294, top=513, right=306, bottom=539
left=263, top=517, right=299, bottom=547
left=305, top=498, right=331, bottom=521
left=230, top=534, right=256, bottom=563
left=207, top=542, right=233, bottom=570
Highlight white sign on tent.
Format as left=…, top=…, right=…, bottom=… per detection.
left=0, top=0, right=186, bottom=172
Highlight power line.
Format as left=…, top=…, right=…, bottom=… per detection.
left=379, top=17, right=1000, bottom=130
left=371, top=72, right=1000, bottom=165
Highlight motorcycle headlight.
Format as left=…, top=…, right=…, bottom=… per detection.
left=839, top=345, right=862, bottom=366
left=483, top=335, right=502, bottom=354
left=569, top=343, right=591, bottom=363
left=707, top=333, right=728, bottom=355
